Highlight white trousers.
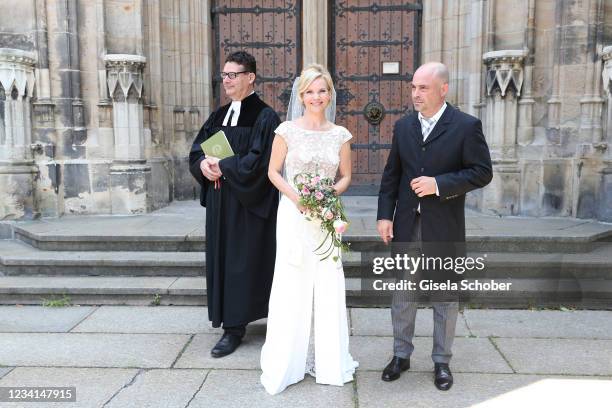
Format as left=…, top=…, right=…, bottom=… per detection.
left=260, top=196, right=358, bottom=395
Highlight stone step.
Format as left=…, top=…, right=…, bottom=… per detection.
left=2, top=240, right=612, bottom=279
left=14, top=231, right=611, bottom=253
left=12, top=218, right=612, bottom=253
left=0, top=241, right=203, bottom=277
left=0, top=276, right=610, bottom=309
left=356, top=245, right=612, bottom=279
left=0, top=276, right=204, bottom=306
left=14, top=227, right=205, bottom=252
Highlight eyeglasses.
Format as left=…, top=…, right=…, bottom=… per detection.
left=220, top=71, right=249, bottom=80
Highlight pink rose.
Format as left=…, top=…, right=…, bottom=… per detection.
left=301, top=187, right=310, bottom=195
left=324, top=210, right=334, bottom=220
left=314, top=191, right=324, bottom=200
left=333, top=219, right=348, bottom=234
left=313, top=176, right=321, bottom=184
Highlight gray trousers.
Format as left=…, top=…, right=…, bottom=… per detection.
left=391, top=213, right=459, bottom=364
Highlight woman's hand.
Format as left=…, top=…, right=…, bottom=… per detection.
left=293, top=198, right=307, bottom=214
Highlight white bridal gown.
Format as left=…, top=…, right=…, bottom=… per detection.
left=260, top=120, right=359, bottom=395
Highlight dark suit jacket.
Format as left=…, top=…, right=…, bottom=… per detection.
left=377, top=104, right=493, bottom=245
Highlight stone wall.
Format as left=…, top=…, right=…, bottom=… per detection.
left=0, top=0, right=212, bottom=218
left=0, top=0, right=610, bottom=221
left=421, top=0, right=612, bottom=220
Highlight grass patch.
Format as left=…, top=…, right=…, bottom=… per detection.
left=42, top=295, right=72, bottom=307
left=150, top=293, right=162, bottom=306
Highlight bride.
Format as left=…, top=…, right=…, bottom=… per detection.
left=260, top=64, right=358, bottom=395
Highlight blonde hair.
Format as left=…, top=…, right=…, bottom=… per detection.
left=296, top=64, right=334, bottom=105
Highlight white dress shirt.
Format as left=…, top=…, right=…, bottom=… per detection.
left=222, top=91, right=255, bottom=126
left=418, top=102, right=447, bottom=142
left=416, top=102, right=447, bottom=210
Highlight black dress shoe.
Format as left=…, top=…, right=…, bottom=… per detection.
left=434, top=363, right=453, bottom=391
left=381, top=356, right=410, bottom=382
left=211, top=333, right=242, bottom=358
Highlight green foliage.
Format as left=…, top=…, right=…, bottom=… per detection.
left=42, top=295, right=72, bottom=307
left=150, top=293, right=162, bottom=306
left=294, top=172, right=350, bottom=261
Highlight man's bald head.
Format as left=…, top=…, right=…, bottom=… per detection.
left=416, top=62, right=449, bottom=84
left=411, top=62, right=449, bottom=117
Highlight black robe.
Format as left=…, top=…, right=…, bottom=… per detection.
left=189, top=93, right=280, bottom=328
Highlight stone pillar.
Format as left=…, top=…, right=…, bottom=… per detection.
left=466, top=0, right=486, bottom=119
left=600, top=161, right=612, bottom=221
left=482, top=50, right=526, bottom=215
left=421, top=0, right=444, bottom=63
left=602, top=46, right=612, bottom=142
left=572, top=2, right=606, bottom=219
left=31, top=0, right=61, bottom=217
left=517, top=0, right=536, bottom=146
left=0, top=48, right=38, bottom=219
left=599, top=46, right=612, bottom=221
left=578, top=0, right=605, bottom=144
left=546, top=6, right=562, bottom=145
left=302, top=0, right=327, bottom=67
left=104, top=54, right=151, bottom=214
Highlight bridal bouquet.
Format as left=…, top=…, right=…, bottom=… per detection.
left=293, top=172, right=350, bottom=262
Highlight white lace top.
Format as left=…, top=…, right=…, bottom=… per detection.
left=274, top=121, right=353, bottom=189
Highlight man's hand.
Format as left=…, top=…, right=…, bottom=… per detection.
left=200, top=157, right=222, bottom=181
left=410, top=176, right=437, bottom=197
left=377, top=220, right=394, bottom=245
left=208, top=157, right=223, bottom=176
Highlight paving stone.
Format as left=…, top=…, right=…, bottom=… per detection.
left=493, top=338, right=612, bottom=375
left=71, top=306, right=211, bottom=334
left=0, top=333, right=189, bottom=368
left=0, top=306, right=95, bottom=332
left=0, top=367, right=13, bottom=379
left=0, top=303, right=610, bottom=405
left=464, top=309, right=612, bottom=339
left=350, top=308, right=471, bottom=336
left=356, top=371, right=612, bottom=408
left=189, top=369, right=355, bottom=408
left=246, top=318, right=268, bottom=335
left=350, top=336, right=512, bottom=373
left=467, top=376, right=612, bottom=407
left=71, top=306, right=266, bottom=335
left=0, top=367, right=138, bottom=408
left=106, top=369, right=208, bottom=408
left=174, top=334, right=264, bottom=369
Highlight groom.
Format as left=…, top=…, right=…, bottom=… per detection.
left=376, top=62, right=492, bottom=390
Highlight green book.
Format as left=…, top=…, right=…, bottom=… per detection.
left=200, top=130, right=235, bottom=159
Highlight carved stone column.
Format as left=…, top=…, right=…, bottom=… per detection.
left=482, top=50, right=527, bottom=215
left=302, top=0, right=327, bottom=66
left=599, top=46, right=612, bottom=221
left=517, top=0, right=536, bottom=146
left=105, top=54, right=151, bottom=214
left=0, top=48, right=38, bottom=219
left=602, top=46, right=612, bottom=143
left=579, top=0, right=605, bottom=143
